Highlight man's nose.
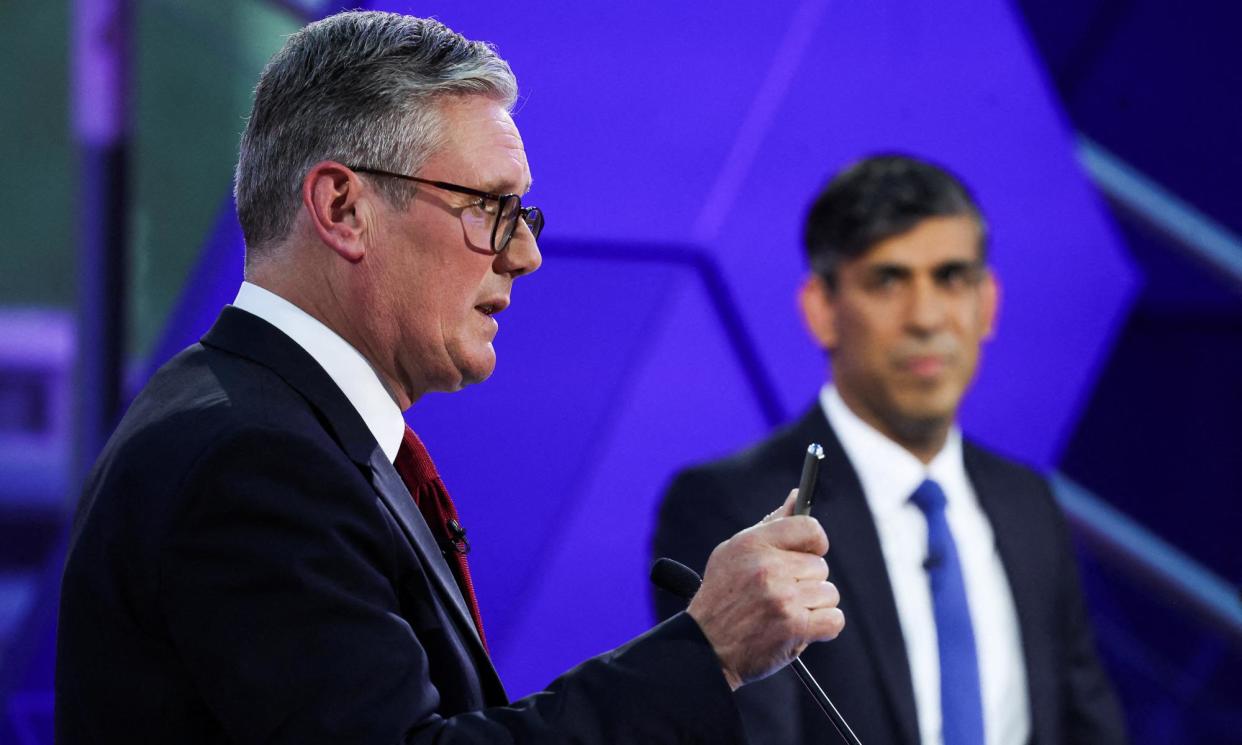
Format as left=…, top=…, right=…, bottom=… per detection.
left=906, top=278, right=946, bottom=333
left=500, top=224, right=542, bottom=278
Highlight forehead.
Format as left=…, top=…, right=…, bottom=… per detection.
left=853, top=215, right=982, bottom=269
left=429, top=95, right=530, bottom=193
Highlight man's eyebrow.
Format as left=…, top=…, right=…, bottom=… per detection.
left=932, top=258, right=986, bottom=274
left=863, top=263, right=913, bottom=276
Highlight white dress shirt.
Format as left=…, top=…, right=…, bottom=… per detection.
left=232, top=281, right=406, bottom=464
left=820, top=385, right=1031, bottom=745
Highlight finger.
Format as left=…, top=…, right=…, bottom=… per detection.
left=786, top=553, right=829, bottom=583
left=756, top=514, right=829, bottom=556
left=804, top=606, right=846, bottom=642
left=759, top=489, right=798, bottom=524
left=797, top=580, right=840, bottom=611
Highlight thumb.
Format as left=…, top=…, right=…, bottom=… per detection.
left=760, top=489, right=798, bottom=524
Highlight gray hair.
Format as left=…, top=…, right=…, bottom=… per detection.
left=233, top=11, right=518, bottom=257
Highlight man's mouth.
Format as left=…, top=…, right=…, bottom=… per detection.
left=475, top=298, right=509, bottom=317
left=902, top=355, right=947, bottom=377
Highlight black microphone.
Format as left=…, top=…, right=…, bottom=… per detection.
left=651, top=557, right=704, bottom=600
left=650, top=558, right=863, bottom=745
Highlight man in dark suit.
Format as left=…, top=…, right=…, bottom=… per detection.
left=56, top=11, right=846, bottom=743
left=654, top=155, right=1125, bottom=745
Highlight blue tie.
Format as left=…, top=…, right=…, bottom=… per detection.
left=910, top=479, right=984, bottom=745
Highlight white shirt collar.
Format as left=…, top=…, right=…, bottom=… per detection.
left=232, top=281, right=406, bottom=463
left=821, top=384, right=1030, bottom=744
left=819, top=383, right=968, bottom=516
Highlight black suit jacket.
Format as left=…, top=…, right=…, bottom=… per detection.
left=57, top=307, right=745, bottom=744
left=653, top=405, right=1125, bottom=745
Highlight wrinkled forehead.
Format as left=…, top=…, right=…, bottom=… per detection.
left=433, top=96, right=531, bottom=194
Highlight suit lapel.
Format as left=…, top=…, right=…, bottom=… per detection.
left=202, top=306, right=505, bottom=700
left=367, top=449, right=504, bottom=698
left=794, top=408, right=921, bottom=745
left=965, top=444, right=1052, bottom=745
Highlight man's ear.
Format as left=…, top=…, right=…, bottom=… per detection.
left=980, top=268, right=1000, bottom=341
left=302, top=161, right=368, bottom=263
left=798, top=274, right=838, bottom=351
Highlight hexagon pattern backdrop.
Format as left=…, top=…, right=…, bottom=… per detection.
left=141, top=0, right=1137, bottom=699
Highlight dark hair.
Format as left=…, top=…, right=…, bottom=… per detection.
left=233, top=11, right=517, bottom=260
left=802, top=154, right=986, bottom=281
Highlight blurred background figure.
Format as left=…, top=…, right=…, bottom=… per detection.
left=1, top=2, right=1238, bottom=743
left=654, top=154, right=1126, bottom=745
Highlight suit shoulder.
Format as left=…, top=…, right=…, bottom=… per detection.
left=120, top=343, right=332, bottom=455
left=664, top=421, right=802, bottom=509
left=963, top=438, right=1042, bottom=477
left=78, top=343, right=346, bottom=533
left=963, top=438, right=1056, bottom=503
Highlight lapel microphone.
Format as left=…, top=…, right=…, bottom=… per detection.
left=650, top=558, right=864, bottom=745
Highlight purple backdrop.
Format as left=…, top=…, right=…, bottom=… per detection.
left=150, top=0, right=1138, bottom=698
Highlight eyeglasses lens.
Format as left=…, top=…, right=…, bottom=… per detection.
left=492, top=196, right=519, bottom=253
left=523, top=207, right=544, bottom=241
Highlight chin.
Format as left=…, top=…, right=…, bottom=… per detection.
left=460, top=368, right=495, bottom=387
left=892, top=383, right=962, bottom=421
left=457, top=350, right=497, bottom=387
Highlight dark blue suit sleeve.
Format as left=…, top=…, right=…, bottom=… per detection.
left=160, top=427, right=745, bottom=744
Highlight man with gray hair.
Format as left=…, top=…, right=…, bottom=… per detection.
left=56, top=11, right=844, bottom=744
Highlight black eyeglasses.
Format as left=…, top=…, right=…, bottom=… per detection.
left=348, top=165, right=544, bottom=254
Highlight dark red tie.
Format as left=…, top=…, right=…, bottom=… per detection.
left=393, top=425, right=488, bottom=651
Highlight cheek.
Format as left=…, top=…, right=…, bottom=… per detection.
left=439, top=271, right=491, bottom=334
left=952, top=303, right=989, bottom=354
left=955, top=332, right=985, bottom=375
left=836, top=310, right=893, bottom=362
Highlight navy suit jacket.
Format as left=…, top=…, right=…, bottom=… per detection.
left=57, top=306, right=745, bottom=744
left=653, top=405, right=1125, bottom=745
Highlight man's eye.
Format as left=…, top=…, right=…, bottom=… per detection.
left=937, top=265, right=979, bottom=288
left=477, top=199, right=499, bottom=215
left=870, top=272, right=901, bottom=290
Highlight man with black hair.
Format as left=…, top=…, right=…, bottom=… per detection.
left=654, top=154, right=1125, bottom=745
